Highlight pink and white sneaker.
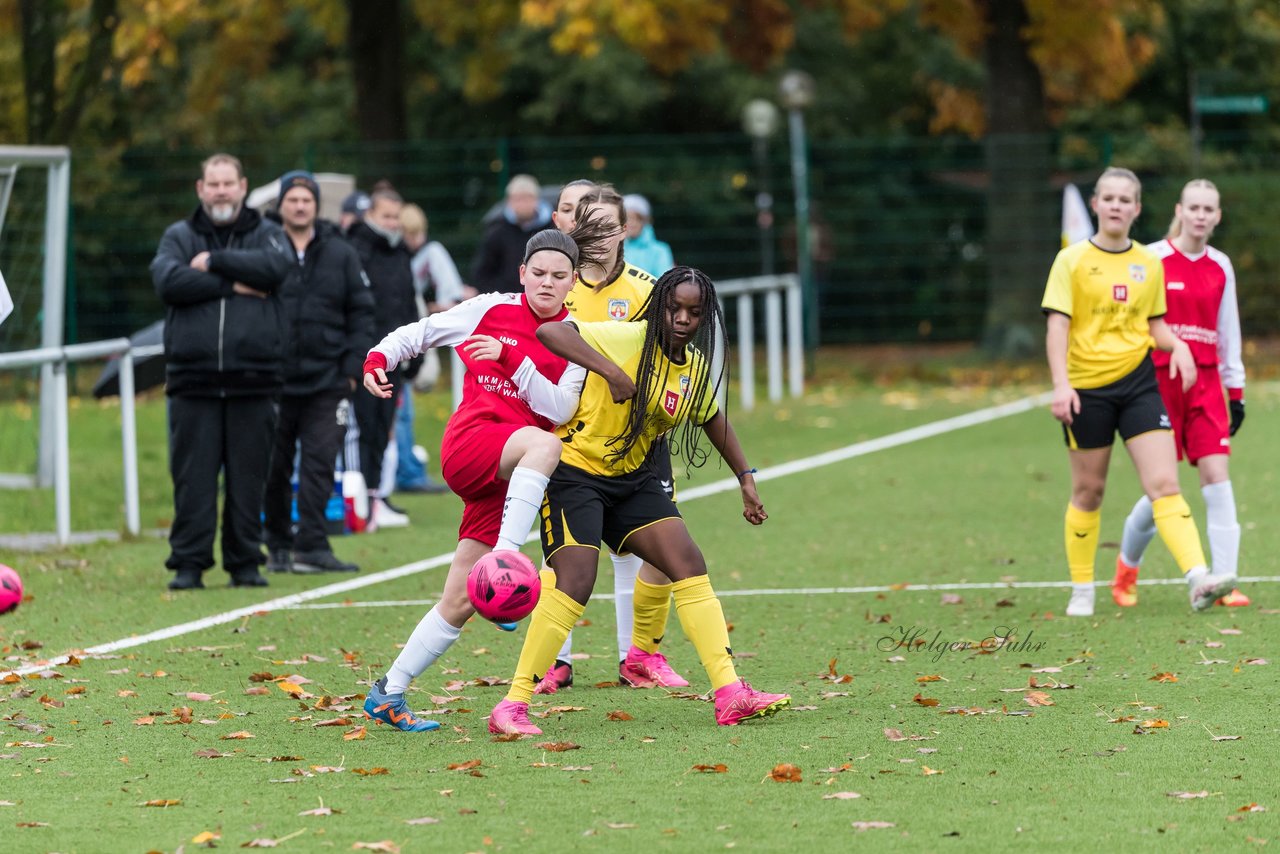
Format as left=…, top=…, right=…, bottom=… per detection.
left=488, top=698, right=542, bottom=735
left=619, top=645, right=690, bottom=688
left=713, top=680, right=790, bottom=726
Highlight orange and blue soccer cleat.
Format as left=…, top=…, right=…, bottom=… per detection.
left=1112, top=555, right=1140, bottom=607
left=488, top=698, right=542, bottom=735
left=619, top=646, right=690, bottom=688
left=713, top=680, right=790, bottom=726
left=1217, top=588, right=1251, bottom=607
left=363, top=677, right=439, bottom=732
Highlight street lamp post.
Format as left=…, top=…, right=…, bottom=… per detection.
left=779, top=70, right=817, bottom=365
left=741, top=98, right=780, bottom=277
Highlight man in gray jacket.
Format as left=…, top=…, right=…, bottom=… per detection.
left=151, top=153, right=292, bottom=590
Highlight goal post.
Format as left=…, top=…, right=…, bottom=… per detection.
left=0, top=145, right=72, bottom=488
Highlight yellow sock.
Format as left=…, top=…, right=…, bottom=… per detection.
left=504, top=587, right=582, bottom=705
left=631, top=577, right=673, bottom=654
left=1065, top=504, right=1100, bottom=584
left=1152, top=494, right=1208, bottom=574
left=671, top=575, right=737, bottom=691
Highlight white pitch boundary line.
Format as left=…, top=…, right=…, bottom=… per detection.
left=0, top=390, right=1061, bottom=678
left=282, top=576, right=1280, bottom=609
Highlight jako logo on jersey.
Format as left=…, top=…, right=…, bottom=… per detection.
left=608, top=299, right=630, bottom=320
left=679, top=374, right=690, bottom=397
left=1129, top=263, right=1146, bottom=283
left=498, top=335, right=519, bottom=347
left=663, top=390, right=680, bottom=416
left=1112, top=284, right=1128, bottom=302
left=1167, top=281, right=1185, bottom=290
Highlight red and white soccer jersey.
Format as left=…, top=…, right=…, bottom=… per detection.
left=369, top=292, right=586, bottom=542
left=1148, top=240, right=1245, bottom=462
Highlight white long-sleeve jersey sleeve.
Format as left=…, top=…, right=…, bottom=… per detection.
left=510, top=357, right=586, bottom=425
left=1210, top=247, right=1245, bottom=391
left=370, top=292, right=504, bottom=370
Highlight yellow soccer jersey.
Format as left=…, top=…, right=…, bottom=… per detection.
left=564, top=265, right=654, bottom=323
left=1041, top=240, right=1166, bottom=388
left=557, top=320, right=718, bottom=477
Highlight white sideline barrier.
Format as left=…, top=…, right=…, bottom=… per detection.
left=0, top=338, right=141, bottom=544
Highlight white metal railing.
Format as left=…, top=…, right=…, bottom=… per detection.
left=0, top=338, right=141, bottom=545
left=714, top=273, right=804, bottom=411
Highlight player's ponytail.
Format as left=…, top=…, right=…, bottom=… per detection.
left=573, top=185, right=628, bottom=285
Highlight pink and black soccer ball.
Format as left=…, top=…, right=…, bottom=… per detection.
left=0, top=564, right=22, bottom=615
left=466, top=551, right=540, bottom=623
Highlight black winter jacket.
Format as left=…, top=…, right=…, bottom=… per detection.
left=344, top=221, right=418, bottom=339
left=276, top=220, right=377, bottom=396
left=151, top=205, right=292, bottom=397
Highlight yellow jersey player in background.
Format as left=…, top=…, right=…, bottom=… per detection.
left=488, top=266, right=789, bottom=734
left=1042, top=166, right=1238, bottom=617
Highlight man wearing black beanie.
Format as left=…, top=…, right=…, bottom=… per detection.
left=262, top=170, right=376, bottom=573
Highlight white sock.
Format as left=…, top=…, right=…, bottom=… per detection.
left=384, top=606, right=462, bottom=694
left=495, top=467, right=550, bottom=552
left=1119, top=494, right=1157, bottom=566
left=379, top=440, right=398, bottom=499
left=1202, top=480, right=1240, bottom=576
left=611, top=552, right=642, bottom=661
left=556, top=631, right=573, bottom=664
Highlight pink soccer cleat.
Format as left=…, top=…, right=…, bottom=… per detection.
left=534, top=660, right=573, bottom=695
left=488, top=698, right=542, bottom=736
left=619, top=645, right=690, bottom=688
left=713, top=680, right=790, bottom=726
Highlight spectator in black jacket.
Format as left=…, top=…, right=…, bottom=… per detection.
left=151, top=153, right=292, bottom=590
left=345, top=189, right=419, bottom=528
left=470, top=174, right=553, bottom=294
left=262, top=171, right=376, bottom=574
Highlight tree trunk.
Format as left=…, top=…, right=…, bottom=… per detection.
left=345, top=0, right=409, bottom=183
left=51, top=0, right=119, bottom=143
left=19, top=0, right=60, bottom=143
left=980, top=0, right=1057, bottom=357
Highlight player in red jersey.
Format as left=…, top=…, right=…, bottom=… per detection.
left=1114, top=179, right=1249, bottom=608
left=359, top=225, right=612, bottom=732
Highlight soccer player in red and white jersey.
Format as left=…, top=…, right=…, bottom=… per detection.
left=359, top=227, right=604, bottom=732
left=1114, top=179, right=1249, bottom=608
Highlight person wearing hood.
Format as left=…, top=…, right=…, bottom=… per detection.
left=345, top=188, right=420, bottom=529
left=261, top=171, right=376, bottom=575
left=622, top=194, right=674, bottom=277
left=151, top=153, right=293, bottom=590
left=470, top=174, right=554, bottom=294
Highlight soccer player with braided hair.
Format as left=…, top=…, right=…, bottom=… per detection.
left=536, top=182, right=693, bottom=694
left=488, top=265, right=789, bottom=734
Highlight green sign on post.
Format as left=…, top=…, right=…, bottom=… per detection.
left=1195, top=94, right=1269, bottom=115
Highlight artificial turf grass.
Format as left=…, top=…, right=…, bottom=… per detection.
left=3, top=385, right=1278, bottom=850
left=3, top=581, right=1276, bottom=852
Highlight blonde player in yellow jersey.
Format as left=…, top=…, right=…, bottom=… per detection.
left=537, top=182, right=692, bottom=692
left=488, top=266, right=789, bottom=734
left=1043, top=166, right=1237, bottom=617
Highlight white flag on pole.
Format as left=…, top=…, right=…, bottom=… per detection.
left=1062, top=184, right=1094, bottom=248
left=0, top=268, right=13, bottom=326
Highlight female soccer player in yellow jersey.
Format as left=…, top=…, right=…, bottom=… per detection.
left=537, top=183, right=693, bottom=693
left=1042, top=167, right=1238, bottom=617
left=488, top=266, right=789, bottom=733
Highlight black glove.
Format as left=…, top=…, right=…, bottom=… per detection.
left=1229, top=399, right=1245, bottom=436
left=402, top=354, right=425, bottom=380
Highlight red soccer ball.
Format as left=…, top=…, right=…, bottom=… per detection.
left=466, top=550, right=541, bottom=623
left=0, top=564, right=22, bottom=615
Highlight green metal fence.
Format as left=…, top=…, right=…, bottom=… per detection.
left=2, top=129, right=1279, bottom=353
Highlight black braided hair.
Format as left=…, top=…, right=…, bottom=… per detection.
left=605, top=266, right=728, bottom=472
left=572, top=184, right=628, bottom=285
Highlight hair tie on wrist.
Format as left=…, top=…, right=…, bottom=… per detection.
left=736, top=467, right=758, bottom=482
